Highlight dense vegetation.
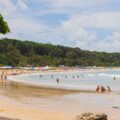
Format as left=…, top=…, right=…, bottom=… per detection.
left=0, top=38, right=120, bottom=67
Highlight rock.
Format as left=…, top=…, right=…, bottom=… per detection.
left=76, top=113, right=107, bottom=120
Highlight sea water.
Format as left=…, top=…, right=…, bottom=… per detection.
left=7, top=69, right=120, bottom=92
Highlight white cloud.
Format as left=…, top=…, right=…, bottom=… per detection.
left=35, top=0, right=120, bottom=15
left=96, top=32, right=120, bottom=52
left=60, top=23, right=96, bottom=49
left=0, top=0, right=120, bottom=52
left=58, top=11, right=120, bottom=52
left=62, top=11, right=120, bottom=30
left=0, top=0, right=16, bottom=16
left=16, top=0, right=28, bottom=10
left=36, top=0, right=113, bottom=9
left=0, top=0, right=48, bottom=41
left=6, top=16, right=48, bottom=40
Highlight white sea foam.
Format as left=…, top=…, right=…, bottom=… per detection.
left=98, top=73, right=120, bottom=78
left=87, top=73, right=95, bottom=76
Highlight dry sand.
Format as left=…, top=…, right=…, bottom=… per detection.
left=0, top=92, right=119, bottom=120
left=0, top=95, right=76, bottom=120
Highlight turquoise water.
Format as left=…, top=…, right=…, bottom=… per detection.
left=8, top=70, right=120, bottom=92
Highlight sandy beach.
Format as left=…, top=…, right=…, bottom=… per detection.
left=0, top=81, right=119, bottom=120
left=0, top=93, right=119, bottom=120
left=0, top=68, right=120, bottom=120
left=0, top=95, right=75, bottom=120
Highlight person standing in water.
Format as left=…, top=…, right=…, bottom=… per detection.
left=56, top=78, right=59, bottom=84
left=114, top=76, right=116, bottom=80
left=73, top=75, right=74, bottom=79
left=96, top=85, right=100, bottom=92
left=107, top=86, right=111, bottom=91
left=65, top=75, right=67, bottom=79
left=101, top=86, right=106, bottom=92
left=51, top=75, right=53, bottom=78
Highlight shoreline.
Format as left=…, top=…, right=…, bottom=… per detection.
left=0, top=88, right=119, bottom=120
left=0, top=67, right=120, bottom=120
left=6, top=67, right=120, bottom=92
left=7, top=76, right=96, bottom=92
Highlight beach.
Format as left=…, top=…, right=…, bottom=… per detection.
left=0, top=89, right=120, bottom=120
left=0, top=94, right=75, bottom=120
left=0, top=81, right=119, bottom=120
left=0, top=68, right=120, bottom=120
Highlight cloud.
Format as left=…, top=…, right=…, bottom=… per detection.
left=0, top=0, right=16, bottom=15
left=58, top=11, right=120, bottom=52
left=0, top=0, right=120, bottom=52
left=97, top=32, right=120, bottom=52
left=62, top=11, right=120, bottom=30
left=0, top=0, right=48, bottom=41
left=6, top=16, right=48, bottom=40
left=34, top=0, right=120, bottom=14
left=16, top=0, right=28, bottom=10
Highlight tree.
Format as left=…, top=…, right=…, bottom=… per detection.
left=0, top=14, right=10, bottom=34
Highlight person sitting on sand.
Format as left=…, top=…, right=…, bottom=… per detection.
left=96, top=85, right=100, bottom=92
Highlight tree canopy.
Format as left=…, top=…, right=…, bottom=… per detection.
left=0, top=14, right=10, bottom=34
left=0, top=38, right=120, bottom=67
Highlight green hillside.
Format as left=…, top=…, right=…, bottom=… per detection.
left=0, top=38, right=120, bottom=67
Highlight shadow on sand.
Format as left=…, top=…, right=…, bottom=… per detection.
left=0, top=116, right=19, bottom=120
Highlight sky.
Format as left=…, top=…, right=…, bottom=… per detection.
left=0, top=0, right=120, bottom=52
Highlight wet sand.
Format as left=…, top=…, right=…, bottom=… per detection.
left=0, top=117, right=19, bottom=120
left=0, top=80, right=119, bottom=120
left=0, top=92, right=120, bottom=120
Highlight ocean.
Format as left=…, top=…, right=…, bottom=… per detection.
left=7, top=69, right=120, bottom=92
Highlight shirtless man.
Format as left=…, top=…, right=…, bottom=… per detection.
left=96, top=85, right=100, bottom=92
left=101, top=86, right=106, bottom=92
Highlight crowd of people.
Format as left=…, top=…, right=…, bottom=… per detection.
left=96, top=85, right=111, bottom=93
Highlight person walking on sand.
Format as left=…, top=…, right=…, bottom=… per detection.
left=114, top=76, right=116, bottom=80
